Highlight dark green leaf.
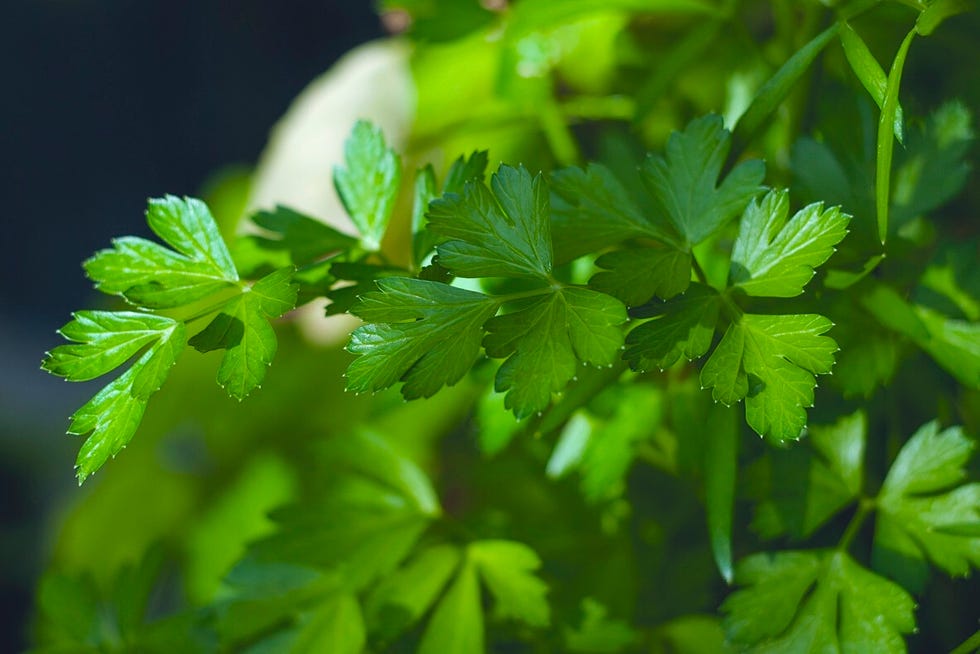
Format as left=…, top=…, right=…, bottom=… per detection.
left=428, top=164, right=553, bottom=279
left=624, top=283, right=720, bottom=372
left=346, top=278, right=498, bottom=398
left=590, top=248, right=692, bottom=305
left=643, top=115, right=765, bottom=247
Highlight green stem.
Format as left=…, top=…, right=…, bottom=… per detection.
left=838, top=497, right=875, bottom=552
left=560, top=95, right=636, bottom=122
left=493, top=283, right=564, bottom=306
left=950, top=628, right=980, bottom=654
left=538, top=97, right=582, bottom=166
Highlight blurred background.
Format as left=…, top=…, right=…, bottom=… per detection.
left=1, top=1, right=382, bottom=648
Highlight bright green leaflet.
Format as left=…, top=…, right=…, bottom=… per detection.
left=54, top=314, right=187, bottom=483
left=84, top=195, right=239, bottom=308
left=729, top=189, right=850, bottom=297
left=642, top=114, right=765, bottom=247
left=722, top=550, right=915, bottom=652
left=189, top=267, right=298, bottom=400
left=564, top=598, right=638, bottom=653
left=333, top=120, right=402, bottom=251
left=701, top=314, right=837, bottom=442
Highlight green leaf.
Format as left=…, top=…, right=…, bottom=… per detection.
left=291, top=594, right=365, bottom=654
left=418, top=560, right=484, bottom=654
left=245, top=205, right=358, bottom=267
left=642, top=114, right=765, bottom=247
left=189, top=268, right=297, bottom=400
left=875, top=421, right=980, bottom=583
left=839, top=21, right=904, bottom=143
left=346, top=278, right=498, bottom=399
left=752, top=411, right=866, bottom=539
left=590, top=248, right=692, bottom=305
left=443, top=150, right=490, bottom=195
left=366, top=545, right=461, bottom=637
left=550, top=163, right=679, bottom=260
left=729, top=189, right=850, bottom=297
left=701, top=314, right=838, bottom=442
left=733, top=25, right=839, bottom=150
left=333, top=120, right=402, bottom=251
left=44, top=311, right=183, bottom=383
left=45, top=312, right=186, bottom=483
left=428, top=164, right=553, bottom=279
left=876, top=28, right=917, bottom=244
left=484, top=288, right=627, bottom=418
left=624, top=283, right=720, bottom=372
left=84, top=196, right=239, bottom=308
left=469, top=540, right=550, bottom=627
left=723, top=550, right=915, bottom=652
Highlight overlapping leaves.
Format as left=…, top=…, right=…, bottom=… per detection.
left=347, top=164, right=627, bottom=418
left=44, top=197, right=297, bottom=481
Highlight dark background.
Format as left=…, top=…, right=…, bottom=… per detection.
left=0, top=1, right=382, bottom=648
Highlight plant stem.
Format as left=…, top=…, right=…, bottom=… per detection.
left=950, top=628, right=980, bottom=654
left=838, top=497, right=874, bottom=552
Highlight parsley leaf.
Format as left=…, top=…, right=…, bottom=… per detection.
left=729, top=189, right=850, bottom=297
left=874, top=420, right=980, bottom=589
left=241, top=205, right=359, bottom=268
left=723, top=550, right=915, bottom=652
left=427, top=164, right=552, bottom=279
left=333, top=120, right=402, bottom=251
left=469, top=540, right=550, bottom=627
left=43, top=311, right=186, bottom=482
left=642, top=114, right=765, bottom=247
left=624, top=283, right=720, bottom=372
left=550, top=163, right=677, bottom=260
left=189, top=267, right=297, bottom=400
left=84, top=196, right=239, bottom=308
left=590, top=248, right=692, bottom=306
left=347, top=278, right=498, bottom=399
left=701, top=314, right=837, bottom=442
left=292, top=594, right=365, bottom=654
left=485, top=288, right=626, bottom=418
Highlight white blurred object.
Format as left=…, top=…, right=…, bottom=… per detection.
left=247, top=39, right=415, bottom=344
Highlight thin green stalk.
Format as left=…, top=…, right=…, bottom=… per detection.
left=838, top=498, right=875, bottom=552
left=950, top=628, right=980, bottom=654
